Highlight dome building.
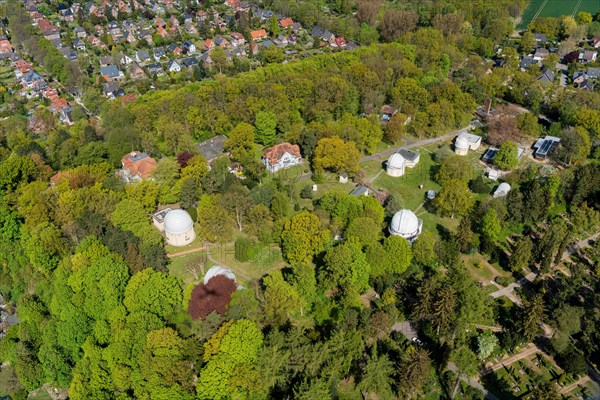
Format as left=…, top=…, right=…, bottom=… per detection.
left=493, top=182, right=511, bottom=198
left=389, top=209, right=423, bottom=244
left=454, top=136, right=469, bottom=155
left=386, top=153, right=406, bottom=177
left=163, top=209, right=196, bottom=246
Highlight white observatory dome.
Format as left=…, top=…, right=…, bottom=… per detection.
left=387, top=152, right=405, bottom=169
left=455, top=136, right=469, bottom=150
left=164, top=209, right=194, bottom=234
left=389, top=209, right=423, bottom=243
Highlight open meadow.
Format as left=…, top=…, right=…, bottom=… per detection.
left=518, top=0, right=599, bottom=29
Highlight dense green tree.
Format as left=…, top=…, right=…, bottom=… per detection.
left=436, top=155, right=472, bottom=184
left=383, top=235, right=412, bottom=275
left=521, top=294, right=545, bottom=341
left=357, top=348, right=394, bottom=400
left=494, top=141, right=519, bottom=170
left=254, top=111, right=277, bottom=146
left=281, top=211, right=330, bottom=264
left=123, top=268, right=182, bottom=319
left=480, top=208, right=503, bottom=250
left=197, top=194, right=233, bottom=243
left=397, top=348, right=431, bottom=399
left=263, top=270, right=302, bottom=325
left=508, top=236, right=534, bottom=273
left=224, top=122, right=255, bottom=161
left=320, top=242, right=370, bottom=293
left=434, top=179, right=475, bottom=217
left=477, top=331, right=499, bottom=360
left=412, top=231, right=437, bottom=267
left=313, top=136, right=361, bottom=174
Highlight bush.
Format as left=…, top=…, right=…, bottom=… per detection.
left=558, top=347, right=587, bottom=375
left=234, top=237, right=262, bottom=262
left=494, top=276, right=515, bottom=286
left=300, top=185, right=313, bottom=199
left=469, top=175, right=492, bottom=194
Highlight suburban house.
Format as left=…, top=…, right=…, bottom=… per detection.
left=167, top=59, right=181, bottom=72
left=251, top=29, right=268, bottom=41
left=196, top=134, right=228, bottom=162
left=0, top=40, right=12, bottom=53
left=100, top=65, right=124, bottom=81
left=533, top=136, right=561, bottom=160
left=261, top=142, right=302, bottom=172
left=120, top=151, right=157, bottom=182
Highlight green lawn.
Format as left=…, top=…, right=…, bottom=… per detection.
left=167, top=250, right=211, bottom=287
left=0, top=364, right=24, bottom=397
left=518, top=0, right=599, bottom=29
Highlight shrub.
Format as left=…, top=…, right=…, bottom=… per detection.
left=234, top=237, right=261, bottom=262
left=300, top=185, right=313, bottom=199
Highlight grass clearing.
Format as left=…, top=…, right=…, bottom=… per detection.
left=518, top=0, right=599, bottom=29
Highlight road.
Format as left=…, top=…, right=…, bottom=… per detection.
left=490, top=272, right=537, bottom=300
left=558, top=376, right=590, bottom=395
left=297, top=125, right=472, bottom=183
left=482, top=343, right=541, bottom=374
left=560, top=231, right=600, bottom=263
left=448, top=362, right=501, bottom=400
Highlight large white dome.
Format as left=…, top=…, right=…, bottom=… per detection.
left=203, top=266, right=236, bottom=285
left=164, top=209, right=194, bottom=234
left=390, top=209, right=420, bottom=235
left=455, top=136, right=469, bottom=149
left=493, top=182, right=511, bottom=198
left=387, top=153, right=405, bottom=169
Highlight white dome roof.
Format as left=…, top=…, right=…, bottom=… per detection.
left=455, top=136, right=469, bottom=149
left=387, top=152, right=405, bottom=169
left=203, top=266, right=236, bottom=285
left=390, top=209, right=420, bottom=235
left=494, top=182, right=511, bottom=197
left=164, top=209, right=194, bottom=234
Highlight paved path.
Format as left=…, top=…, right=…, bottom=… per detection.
left=483, top=343, right=541, bottom=375
left=448, top=362, right=501, bottom=400
left=490, top=272, right=537, bottom=299
left=560, top=231, right=600, bottom=263
left=360, top=127, right=470, bottom=163
left=558, top=376, right=590, bottom=395
left=167, top=246, right=206, bottom=258
left=392, top=321, right=418, bottom=340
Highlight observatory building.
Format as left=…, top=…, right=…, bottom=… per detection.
left=153, top=208, right=196, bottom=247
left=386, top=149, right=420, bottom=177
left=389, top=209, right=423, bottom=244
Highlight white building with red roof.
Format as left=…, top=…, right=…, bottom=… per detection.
left=261, top=142, right=301, bottom=172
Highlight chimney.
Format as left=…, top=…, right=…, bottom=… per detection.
left=484, top=98, right=492, bottom=115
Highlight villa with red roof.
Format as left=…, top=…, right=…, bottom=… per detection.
left=262, top=143, right=301, bottom=172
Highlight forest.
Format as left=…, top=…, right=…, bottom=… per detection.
left=1, top=0, right=600, bottom=399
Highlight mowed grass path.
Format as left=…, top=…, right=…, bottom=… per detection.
left=518, top=0, right=599, bottom=29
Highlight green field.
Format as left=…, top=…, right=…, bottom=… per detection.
left=518, top=0, right=600, bottom=29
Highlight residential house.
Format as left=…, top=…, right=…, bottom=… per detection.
left=334, top=36, right=346, bottom=48
left=579, top=50, right=598, bottom=63
left=88, top=36, right=106, bottom=49
left=519, top=55, right=537, bottom=69
left=573, top=71, right=588, bottom=85
left=120, top=151, right=157, bottom=182
left=587, top=67, right=600, bottom=79
left=103, top=81, right=124, bottom=98
left=291, top=22, right=302, bottom=33
left=322, top=31, right=335, bottom=44
left=128, top=63, right=146, bottom=79
left=182, top=40, right=196, bottom=53
left=182, top=57, right=199, bottom=69
left=537, top=67, right=554, bottom=83
left=146, top=62, right=165, bottom=76
left=204, top=38, right=215, bottom=50
left=214, top=35, right=231, bottom=48
left=279, top=18, right=293, bottom=29
left=182, top=12, right=193, bottom=24
left=230, top=32, right=245, bottom=46
left=60, top=48, right=78, bottom=61
left=0, top=40, right=12, bottom=53
left=251, top=29, right=268, bottom=41
left=167, top=59, right=181, bottom=72
left=153, top=47, right=166, bottom=60
left=136, top=49, right=151, bottom=63
left=74, top=26, right=87, bottom=38
left=532, top=136, right=560, bottom=160
left=73, top=38, right=86, bottom=51
left=533, top=33, right=547, bottom=44
left=22, top=70, right=44, bottom=89
left=589, top=36, right=600, bottom=48
left=380, top=104, right=397, bottom=121
left=116, top=51, right=133, bottom=65
left=99, top=56, right=113, bottom=67
left=532, top=48, right=549, bottom=61
left=196, top=134, right=228, bottom=161
left=262, top=142, right=302, bottom=172
left=100, top=65, right=124, bottom=81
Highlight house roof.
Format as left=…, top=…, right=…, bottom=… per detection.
left=262, top=142, right=301, bottom=165
left=121, top=151, right=157, bottom=179
left=196, top=134, right=227, bottom=161
left=100, top=65, right=121, bottom=78
left=251, top=29, right=267, bottom=39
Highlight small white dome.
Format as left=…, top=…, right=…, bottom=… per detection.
left=164, top=209, right=194, bottom=234
left=203, top=266, right=236, bottom=285
left=455, top=136, right=469, bottom=149
left=387, top=153, right=405, bottom=169
left=390, top=209, right=420, bottom=236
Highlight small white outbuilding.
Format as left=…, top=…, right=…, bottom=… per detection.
left=493, top=182, right=511, bottom=198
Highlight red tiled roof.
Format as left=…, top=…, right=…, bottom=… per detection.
left=121, top=151, right=157, bottom=179
left=0, top=40, right=12, bottom=53
left=251, top=29, right=267, bottom=39
left=262, top=143, right=301, bottom=165
left=279, top=18, right=293, bottom=28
